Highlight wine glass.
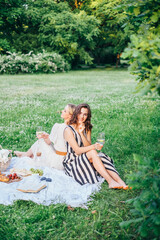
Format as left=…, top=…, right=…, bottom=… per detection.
left=35, top=126, right=43, bottom=164
left=97, top=132, right=105, bottom=146
left=36, top=126, right=43, bottom=139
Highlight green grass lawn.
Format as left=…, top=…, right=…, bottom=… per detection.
left=0, top=69, right=159, bottom=239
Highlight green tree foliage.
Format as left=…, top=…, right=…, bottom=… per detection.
left=0, top=0, right=99, bottom=67
left=0, top=0, right=25, bottom=52
left=121, top=0, right=160, bottom=95
left=1, top=0, right=159, bottom=71
left=39, top=7, right=100, bottom=65
left=53, top=0, right=92, bottom=10
left=120, top=154, right=160, bottom=239
left=88, top=0, right=129, bottom=65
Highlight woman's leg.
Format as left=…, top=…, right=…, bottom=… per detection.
left=86, top=150, right=122, bottom=188
left=14, top=148, right=33, bottom=158
left=106, top=170, right=127, bottom=187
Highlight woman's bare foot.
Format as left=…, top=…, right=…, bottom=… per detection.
left=117, top=180, right=127, bottom=188
left=108, top=180, right=122, bottom=189
left=14, top=151, right=27, bottom=157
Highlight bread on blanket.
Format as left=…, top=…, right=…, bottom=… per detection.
left=0, top=175, right=9, bottom=182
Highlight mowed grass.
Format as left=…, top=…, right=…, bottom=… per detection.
left=0, top=69, right=159, bottom=240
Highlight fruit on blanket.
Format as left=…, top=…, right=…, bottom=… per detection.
left=30, top=168, right=43, bottom=176
left=8, top=174, right=12, bottom=179
left=40, top=177, right=46, bottom=181
left=7, top=173, right=20, bottom=180
left=46, top=178, right=52, bottom=182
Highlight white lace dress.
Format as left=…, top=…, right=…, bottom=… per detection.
left=31, top=123, right=67, bottom=170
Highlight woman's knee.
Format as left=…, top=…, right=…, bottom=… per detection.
left=87, top=149, right=97, bottom=158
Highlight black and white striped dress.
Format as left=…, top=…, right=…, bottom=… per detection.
left=63, top=126, right=119, bottom=185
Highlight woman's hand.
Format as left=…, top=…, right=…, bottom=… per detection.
left=40, top=132, right=49, bottom=139
left=78, top=123, right=85, bottom=134
left=39, top=132, right=51, bottom=145
left=94, top=143, right=103, bottom=151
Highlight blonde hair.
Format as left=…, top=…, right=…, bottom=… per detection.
left=66, top=104, right=76, bottom=115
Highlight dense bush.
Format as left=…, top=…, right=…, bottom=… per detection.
left=120, top=154, right=160, bottom=239
left=122, top=31, right=160, bottom=95
left=0, top=51, right=70, bottom=74
left=121, top=0, right=160, bottom=95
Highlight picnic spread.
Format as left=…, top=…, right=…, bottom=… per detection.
left=0, top=149, right=104, bottom=208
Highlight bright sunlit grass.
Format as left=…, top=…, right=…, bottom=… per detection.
left=0, top=69, right=159, bottom=239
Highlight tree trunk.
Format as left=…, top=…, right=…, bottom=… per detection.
left=116, top=53, right=122, bottom=68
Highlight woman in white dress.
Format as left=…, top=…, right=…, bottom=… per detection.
left=14, top=104, right=76, bottom=170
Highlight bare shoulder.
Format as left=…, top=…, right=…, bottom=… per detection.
left=64, top=126, right=73, bottom=135
left=64, top=127, right=74, bottom=141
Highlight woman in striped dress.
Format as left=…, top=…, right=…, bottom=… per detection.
left=63, top=103, right=127, bottom=189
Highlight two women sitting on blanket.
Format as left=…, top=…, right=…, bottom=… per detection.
left=15, top=103, right=127, bottom=189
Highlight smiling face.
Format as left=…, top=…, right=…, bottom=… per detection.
left=77, top=107, right=88, bottom=124
left=69, top=103, right=92, bottom=131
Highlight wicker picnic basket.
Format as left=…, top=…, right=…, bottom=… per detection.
left=0, top=149, right=12, bottom=172
left=0, top=158, right=11, bottom=172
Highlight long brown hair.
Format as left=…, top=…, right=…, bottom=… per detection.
left=69, top=103, right=92, bottom=131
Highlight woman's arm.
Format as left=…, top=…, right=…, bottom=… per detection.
left=78, top=124, right=91, bottom=146
left=40, top=133, right=52, bottom=145
left=64, top=128, right=102, bottom=155
left=79, top=130, right=91, bottom=146
left=43, top=136, right=51, bottom=145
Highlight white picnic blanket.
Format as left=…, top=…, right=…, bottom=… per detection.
left=0, top=157, right=104, bottom=208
